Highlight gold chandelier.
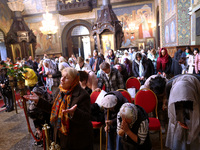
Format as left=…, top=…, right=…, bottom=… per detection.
left=40, top=2, right=58, bottom=38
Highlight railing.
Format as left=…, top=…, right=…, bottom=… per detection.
left=57, top=0, right=96, bottom=15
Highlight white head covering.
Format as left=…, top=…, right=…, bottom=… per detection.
left=43, top=59, right=57, bottom=89
left=101, top=94, right=117, bottom=108
left=168, top=75, right=200, bottom=144
left=59, top=56, right=67, bottom=63
left=135, top=52, right=144, bottom=77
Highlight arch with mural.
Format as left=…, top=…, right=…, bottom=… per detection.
left=61, top=19, right=95, bottom=59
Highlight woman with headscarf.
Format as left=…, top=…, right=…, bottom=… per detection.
left=58, top=56, right=70, bottom=72
left=23, top=67, right=93, bottom=150
left=105, top=49, right=118, bottom=68
left=132, top=52, right=147, bottom=85
left=156, top=47, right=172, bottom=78
left=166, top=74, right=200, bottom=150
left=117, top=103, right=151, bottom=150
left=43, top=59, right=60, bottom=97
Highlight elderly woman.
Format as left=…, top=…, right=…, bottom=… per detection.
left=23, top=67, right=93, bottom=150
left=117, top=103, right=151, bottom=150
left=58, top=56, right=70, bottom=72
left=43, top=59, right=60, bottom=97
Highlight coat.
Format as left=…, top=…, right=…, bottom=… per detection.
left=37, top=84, right=93, bottom=149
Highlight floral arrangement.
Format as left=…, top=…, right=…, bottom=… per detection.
left=6, top=64, right=28, bottom=81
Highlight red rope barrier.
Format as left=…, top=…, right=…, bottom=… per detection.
left=15, top=98, right=23, bottom=109
left=14, top=91, right=23, bottom=109
left=22, top=97, right=43, bottom=142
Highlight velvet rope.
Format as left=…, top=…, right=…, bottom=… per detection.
left=15, top=98, right=23, bottom=109
left=22, top=97, right=43, bottom=142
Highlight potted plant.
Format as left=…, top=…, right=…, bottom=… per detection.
left=7, top=64, right=28, bottom=89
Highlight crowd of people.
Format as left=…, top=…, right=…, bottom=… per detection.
left=0, top=46, right=200, bottom=150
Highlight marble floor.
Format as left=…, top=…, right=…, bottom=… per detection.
left=0, top=105, right=170, bottom=150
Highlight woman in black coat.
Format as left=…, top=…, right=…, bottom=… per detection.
left=24, top=67, right=93, bottom=150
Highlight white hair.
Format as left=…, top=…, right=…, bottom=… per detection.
left=119, top=103, right=138, bottom=123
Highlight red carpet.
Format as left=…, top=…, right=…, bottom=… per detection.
left=0, top=99, right=6, bottom=112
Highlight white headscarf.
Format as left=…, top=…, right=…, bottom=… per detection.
left=168, top=75, right=200, bottom=144
left=43, top=59, right=57, bottom=89
left=135, top=53, right=144, bottom=77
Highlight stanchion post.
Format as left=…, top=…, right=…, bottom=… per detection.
left=43, top=124, right=50, bottom=150
left=8, top=76, right=17, bottom=114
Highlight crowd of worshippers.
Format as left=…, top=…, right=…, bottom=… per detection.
left=0, top=46, right=200, bottom=150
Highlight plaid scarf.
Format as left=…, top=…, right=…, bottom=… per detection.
left=50, top=74, right=80, bottom=135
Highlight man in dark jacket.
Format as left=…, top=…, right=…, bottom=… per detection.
left=97, top=62, right=125, bottom=92
left=0, top=61, right=14, bottom=112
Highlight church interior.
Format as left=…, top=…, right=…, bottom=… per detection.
left=0, top=0, right=200, bottom=150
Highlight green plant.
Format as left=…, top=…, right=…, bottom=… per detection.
left=6, top=64, right=28, bottom=81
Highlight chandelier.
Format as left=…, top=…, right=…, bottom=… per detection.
left=40, top=2, right=58, bottom=38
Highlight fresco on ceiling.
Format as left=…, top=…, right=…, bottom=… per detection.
left=97, top=3, right=154, bottom=48
left=164, top=17, right=177, bottom=46
left=0, top=2, right=12, bottom=33
left=23, top=0, right=45, bottom=15
left=25, top=17, right=60, bottom=55
left=164, top=0, right=176, bottom=21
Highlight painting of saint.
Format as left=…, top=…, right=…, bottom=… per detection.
left=165, top=25, right=169, bottom=44
left=137, top=10, right=151, bottom=39
left=170, top=21, right=175, bottom=42
left=109, top=3, right=152, bottom=47
left=138, top=43, right=145, bottom=50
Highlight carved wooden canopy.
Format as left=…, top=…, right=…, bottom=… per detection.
left=5, top=12, right=36, bottom=61
left=6, top=14, right=36, bottom=44
left=92, top=4, right=123, bottom=51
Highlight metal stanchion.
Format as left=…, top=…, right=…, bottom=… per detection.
left=43, top=124, right=50, bottom=150
left=49, top=142, right=61, bottom=150
left=8, top=76, right=17, bottom=114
